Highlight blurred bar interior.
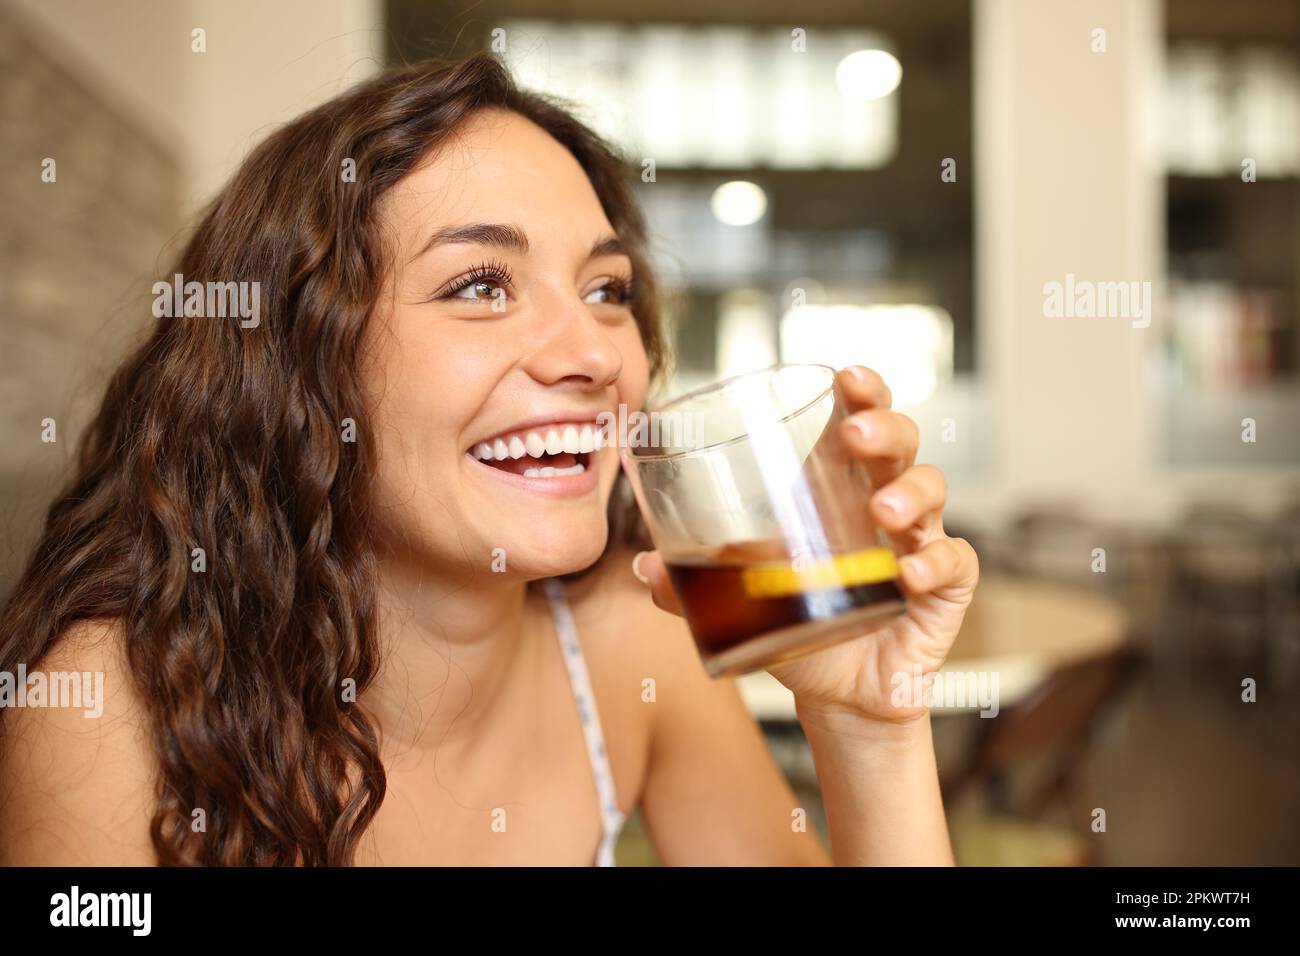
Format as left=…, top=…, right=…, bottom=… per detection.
left=2, top=0, right=1298, bottom=864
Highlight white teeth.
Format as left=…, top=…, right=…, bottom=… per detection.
left=471, top=421, right=604, bottom=462
left=522, top=463, right=586, bottom=478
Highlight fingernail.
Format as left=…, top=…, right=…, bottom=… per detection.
left=631, top=551, right=651, bottom=585
left=848, top=417, right=872, bottom=442
left=876, top=494, right=902, bottom=516
left=845, top=366, right=866, bottom=380
left=901, top=555, right=926, bottom=581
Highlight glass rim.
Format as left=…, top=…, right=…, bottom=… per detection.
left=621, top=362, right=838, bottom=463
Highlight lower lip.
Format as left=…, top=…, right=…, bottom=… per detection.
left=465, top=450, right=602, bottom=498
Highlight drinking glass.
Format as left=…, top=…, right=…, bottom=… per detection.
left=619, top=364, right=907, bottom=677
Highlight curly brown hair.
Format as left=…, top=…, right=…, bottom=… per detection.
left=0, top=52, right=667, bottom=865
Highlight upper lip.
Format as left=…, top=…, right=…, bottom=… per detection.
left=465, top=410, right=610, bottom=452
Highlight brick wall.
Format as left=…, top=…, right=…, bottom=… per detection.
left=0, top=3, right=182, bottom=599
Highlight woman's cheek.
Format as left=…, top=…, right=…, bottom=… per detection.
left=618, top=329, right=651, bottom=408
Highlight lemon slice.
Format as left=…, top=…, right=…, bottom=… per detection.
left=741, top=547, right=899, bottom=599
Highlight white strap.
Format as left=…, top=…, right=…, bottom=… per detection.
left=543, top=578, right=626, bottom=866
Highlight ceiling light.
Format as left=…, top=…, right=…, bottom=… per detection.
left=836, top=49, right=902, bottom=101
left=711, top=180, right=767, bottom=226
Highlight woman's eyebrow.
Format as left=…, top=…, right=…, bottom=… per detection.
left=410, top=222, right=627, bottom=264
left=588, top=234, right=627, bottom=260
left=411, top=222, right=529, bottom=263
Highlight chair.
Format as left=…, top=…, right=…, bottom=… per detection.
left=941, top=644, right=1144, bottom=866
left=1003, top=505, right=1142, bottom=608
left=1166, top=504, right=1271, bottom=676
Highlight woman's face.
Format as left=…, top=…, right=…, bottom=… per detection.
left=365, top=108, right=650, bottom=581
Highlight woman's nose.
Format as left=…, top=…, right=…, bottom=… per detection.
left=522, top=287, right=624, bottom=390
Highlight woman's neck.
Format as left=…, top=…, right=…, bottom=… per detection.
left=364, top=554, right=541, bottom=757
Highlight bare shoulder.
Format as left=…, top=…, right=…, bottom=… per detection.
left=563, top=547, right=709, bottom=683
left=566, top=551, right=824, bottom=865
left=0, top=618, right=158, bottom=865
left=563, top=548, right=742, bottom=731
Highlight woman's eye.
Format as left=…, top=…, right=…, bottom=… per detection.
left=450, top=278, right=505, bottom=301
left=584, top=279, right=634, bottom=306
left=434, top=260, right=514, bottom=304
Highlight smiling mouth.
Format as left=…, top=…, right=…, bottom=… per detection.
left=467, top=422, right=603, bottom=478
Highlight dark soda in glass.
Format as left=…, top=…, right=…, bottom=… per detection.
left=664, top=539, right=906, bottom=676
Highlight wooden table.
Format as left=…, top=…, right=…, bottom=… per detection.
left=737, top=574, right=1129, bottom=721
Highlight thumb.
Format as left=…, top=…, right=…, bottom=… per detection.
left=631, top=550, right=684, bottom=617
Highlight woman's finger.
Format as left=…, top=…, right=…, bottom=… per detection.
left=630, top=550, right=684, bottom=616
left=871, top=464, right=948, bottom=537
left=838, top=366, right=892, bottom=412
left=898, top=534, right=980, bottom=597
left=841, top=408, right=920, bottom=489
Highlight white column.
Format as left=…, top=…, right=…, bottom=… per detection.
left=972, top=0, right=1165, bottom=525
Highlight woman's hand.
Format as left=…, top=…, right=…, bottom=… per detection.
left=630, top=366, right=979, bottom=726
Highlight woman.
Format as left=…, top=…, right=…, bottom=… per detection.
left=0, top=53, right=977, bottom=866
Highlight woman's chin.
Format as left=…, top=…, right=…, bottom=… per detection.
left=485, top=525, right=609, bottom=581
